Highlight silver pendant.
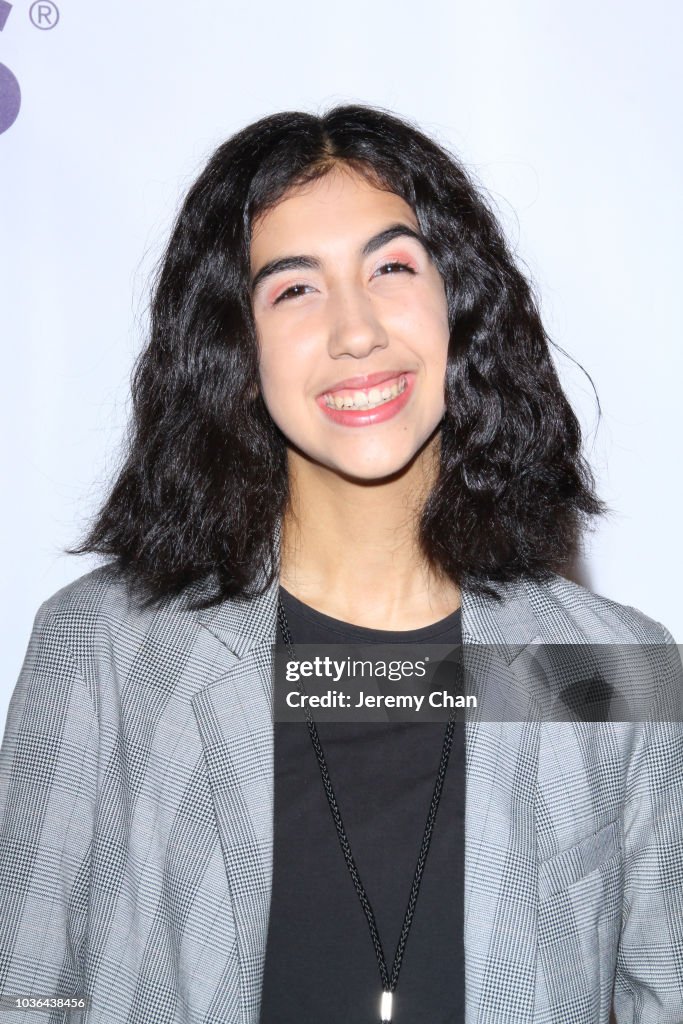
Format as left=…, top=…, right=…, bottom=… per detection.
left=380, top=990, right=393, bottom=1021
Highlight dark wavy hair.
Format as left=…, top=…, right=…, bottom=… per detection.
left=69, top=103, right=607, bottom=608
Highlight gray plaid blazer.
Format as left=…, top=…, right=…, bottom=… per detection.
left=1, top=544, right=682, bottom=1023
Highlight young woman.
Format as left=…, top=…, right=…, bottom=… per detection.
left=0, top=105, right=681, bottom=1024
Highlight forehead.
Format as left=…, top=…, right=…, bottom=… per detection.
left=249, top=167, right=418, bottom=262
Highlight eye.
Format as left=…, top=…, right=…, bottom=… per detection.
left=272, top=283, right=314, bottom=305
left=373, top=261, right=416, bottom=278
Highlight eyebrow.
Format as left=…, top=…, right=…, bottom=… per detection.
left=250, top=222, right=429, bottom=294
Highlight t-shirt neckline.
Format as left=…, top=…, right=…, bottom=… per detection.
left=278, top=584, right=462, bottom=643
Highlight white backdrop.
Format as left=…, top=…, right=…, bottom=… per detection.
left=1, top=0, right=681, bottom=731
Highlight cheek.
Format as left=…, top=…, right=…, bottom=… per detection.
left=257, top=325, right=292, bottom=389
left=257, top=337, right=312, bottom=426
left=391, top=296, right=450, bottom=360
left=257, top=350, right=279, bottom=392
left=259, top=367, right=294, bottom=429
left=390, top=274, right=448, bottom=327
left=257, top=318, right=321, bottom=388
left=257, top=345, right=288, bottom=419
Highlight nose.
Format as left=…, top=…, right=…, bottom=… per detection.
left=326, top=282, right=389, bottom=360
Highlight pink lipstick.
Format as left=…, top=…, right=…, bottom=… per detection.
left=316, top=372, right=415, bottom=428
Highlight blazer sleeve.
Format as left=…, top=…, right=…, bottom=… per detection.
left=613, top=623, right=683, bottom=1022
left=0, top=600, right=99, bottom=1019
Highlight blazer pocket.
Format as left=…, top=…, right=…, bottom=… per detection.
left=538, top=819, right=621, bottom=902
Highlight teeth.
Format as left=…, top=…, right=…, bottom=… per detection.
left=324, top=376, right=408, bottom=411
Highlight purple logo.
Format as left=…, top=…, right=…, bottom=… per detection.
left=0, top=61, right=20, bottom=134
left=0, top=1, right=12, bottom=31
left=0, top=0, right=59, bottom=134
left=0, top=0, right=19, bottom=135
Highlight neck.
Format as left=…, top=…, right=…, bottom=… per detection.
left=279, top=436, right=460, bottom=631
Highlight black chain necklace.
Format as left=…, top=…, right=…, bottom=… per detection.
left=276, top=593, right=458, bottom=1023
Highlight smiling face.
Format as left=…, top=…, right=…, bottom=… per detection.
left=250, top=165, right=450, bottom=482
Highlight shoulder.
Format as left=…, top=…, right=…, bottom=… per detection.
left=519, top=573, right=676, bottom=645
left=36, top=563, right=154, bottom=635
left=30, top=563, right=211, bottom=668
left=38, top=563, right=134, bottom=621
left=506, top=575, right=681, bottom=727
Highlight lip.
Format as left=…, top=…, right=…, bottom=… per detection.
left=318, top=369, right=412, bottom=397
left=315, top=372, right=415, bottom=428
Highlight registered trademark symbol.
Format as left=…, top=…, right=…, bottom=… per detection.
left=29, top=0, right=59, bottom=29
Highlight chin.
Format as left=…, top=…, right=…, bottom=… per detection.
left=323, top=448, right=427, bottom=483
left=285, top=420, right=443, bottom=481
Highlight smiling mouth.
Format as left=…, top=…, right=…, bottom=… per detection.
left=322, top=374, right=409, bottom=411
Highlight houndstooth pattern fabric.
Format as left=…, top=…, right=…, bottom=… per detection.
left=1, top=543, right=682, bottom=1022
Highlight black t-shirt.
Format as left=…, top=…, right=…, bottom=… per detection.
left=259, top=586, right=465, bottom=1024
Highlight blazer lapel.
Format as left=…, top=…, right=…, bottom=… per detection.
left=190, top=576, right=279, bottom=1024
left=460, top=585, right=544, bottom=1022
left=191, top=555, right=544, bottom=1024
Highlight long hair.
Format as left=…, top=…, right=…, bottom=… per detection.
left=69, top=104, right=607, bottom=608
